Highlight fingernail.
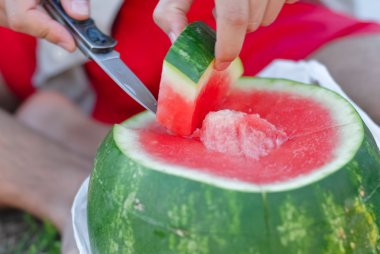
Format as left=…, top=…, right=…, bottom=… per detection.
left=71, top=0, right=89, bottom=16
left=168, top=32, right=177, bottom=43
left=58, top=42, right=74, bottom=52
left=247, top=21, right=260, bottom=33
left=58, top=42, right=69, bottom=51
left=214, top=61, right=230, bottom=71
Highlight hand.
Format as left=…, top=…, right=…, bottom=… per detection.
left=0, top=0, right=90, bottom=51
left=154, top=0, right=298, bottom=71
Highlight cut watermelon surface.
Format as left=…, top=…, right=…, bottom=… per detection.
left=88, top=77, right=380, bottom=253
left=156, top=22, right=243, bottom=136
left=115, top=78, right=361, bottom=189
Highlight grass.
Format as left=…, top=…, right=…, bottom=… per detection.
left=0, top=210, right=60, bottom=254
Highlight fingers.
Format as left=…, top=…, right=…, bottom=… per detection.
left=61, top=0, right=90, bottom=21
left=247, top=0, right=268, bottom=32
left=153, top=0, right=193, bottom=42
left=5, top=0, right=75, bottom=51
left=262, top=0, right=286, bottom=26
left=214, top=0, right=249, bottom=71
left=239, top=0, right=296, bottom=32
left=154, top=0, right=294, bottom=71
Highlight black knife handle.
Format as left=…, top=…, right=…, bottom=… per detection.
left=42, top=0, right=117, bottom=54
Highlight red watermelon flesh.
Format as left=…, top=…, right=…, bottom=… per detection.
left=200, top=110, right=288, bottom=159
left=139, top=83, right=338, bottom=185
left=156, top=68, right=237, bottom=136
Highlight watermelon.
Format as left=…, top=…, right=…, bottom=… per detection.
left=156, top=22, right=243, bottom=136
left=88, top=77, right=380, bottom=253
left=87, top=22, right=380, bottom=253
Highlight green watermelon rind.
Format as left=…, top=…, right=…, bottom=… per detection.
left=165, top=21, right=216, bottom=84
left=88, top=78, right=380, bottom=254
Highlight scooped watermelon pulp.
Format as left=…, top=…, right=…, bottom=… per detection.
left=200, top=110, right=288, bottom=160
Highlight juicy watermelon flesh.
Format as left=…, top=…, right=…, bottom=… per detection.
left=200, top=110, right=288, bottom=159
left=139, top=89, right=338, bottom=184
left=156, top=68, right=233, bottom=136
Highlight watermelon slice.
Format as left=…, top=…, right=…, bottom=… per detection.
left=88, top=78, right=380, bottom=253
left=156, top=22, right=243, bottom=136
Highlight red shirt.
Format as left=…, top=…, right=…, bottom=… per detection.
left=1, top=1, right=380, bottom=123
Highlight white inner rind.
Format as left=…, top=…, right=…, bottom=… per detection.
left=114, top=78, right=364, bottom=193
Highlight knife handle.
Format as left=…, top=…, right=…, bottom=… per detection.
left=42, top=0, right=117, bottom=55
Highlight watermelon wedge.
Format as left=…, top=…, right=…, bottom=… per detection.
left=156, top=22, right=243, bottom=136
left=88, top=78, right=380, bottom=253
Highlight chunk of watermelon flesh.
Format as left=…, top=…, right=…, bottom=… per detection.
left=200, top=110, right=288, bottom=159
left=139, top=89, right=338, bottom=184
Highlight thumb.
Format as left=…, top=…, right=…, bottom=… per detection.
left=153, top=0, right=193, bottom=43
left=61, top=0, right=90, bottom=20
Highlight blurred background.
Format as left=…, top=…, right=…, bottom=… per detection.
left=322, top=0, right=380, bottom=21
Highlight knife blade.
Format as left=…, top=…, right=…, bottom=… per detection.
left=42, top=0, right=157, bottom=114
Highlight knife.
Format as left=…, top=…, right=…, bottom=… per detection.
left=42, top=0, right=157, bottom=114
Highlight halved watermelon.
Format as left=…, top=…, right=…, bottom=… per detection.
left=156, top=22, right=243, bottom=136
left=88, top=77, right=380, bottom=253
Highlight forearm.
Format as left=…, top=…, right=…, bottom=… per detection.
left=0, top=108, right=91, bottom=230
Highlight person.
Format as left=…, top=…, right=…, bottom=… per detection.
left=0, top=0, right=380, bottom=253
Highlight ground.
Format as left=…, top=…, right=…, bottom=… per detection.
left=0, top=210, right=60, bottom=254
